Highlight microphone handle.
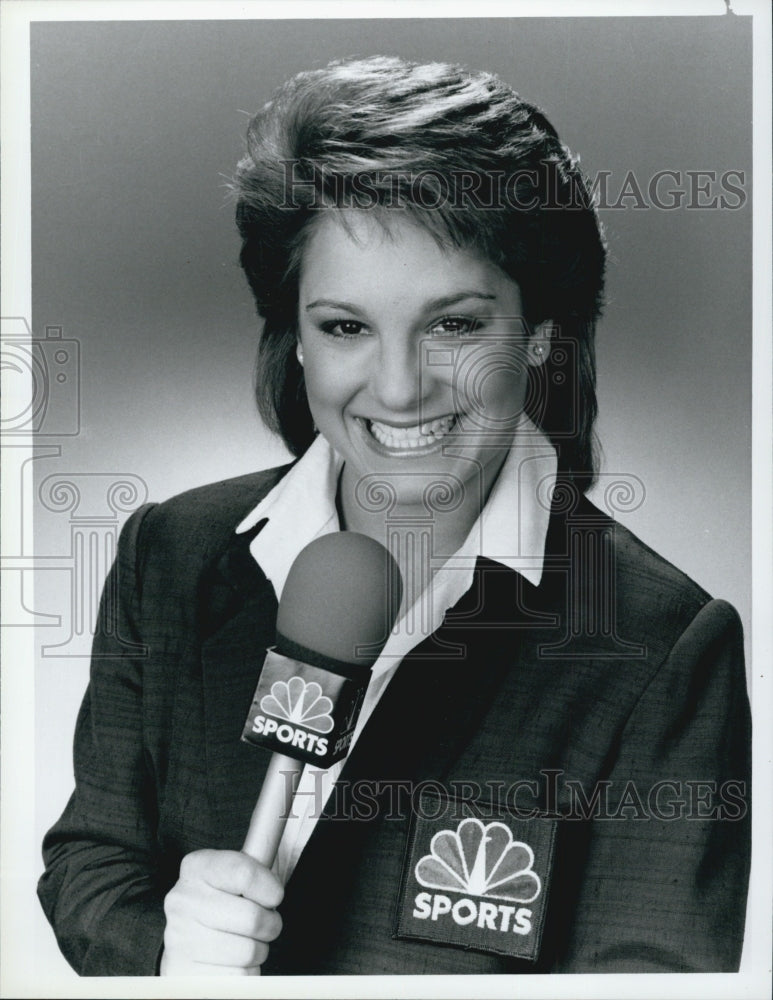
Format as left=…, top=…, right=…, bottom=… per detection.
left=241, top=753, right=306, bottom=866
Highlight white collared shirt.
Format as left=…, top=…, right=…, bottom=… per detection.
left=236, top=417, right=557, bottom=883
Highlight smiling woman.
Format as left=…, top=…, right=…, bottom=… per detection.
left=37, top=54, right=751, bottom=977
left=297, top=212, right=549, bottom=574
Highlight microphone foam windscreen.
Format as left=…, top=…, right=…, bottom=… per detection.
left=276, top=532, right=403, bottom=667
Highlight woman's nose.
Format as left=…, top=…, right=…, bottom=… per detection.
left=370, top=335, right=429, bottom=413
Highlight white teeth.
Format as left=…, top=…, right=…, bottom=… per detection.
left=368, top=415, right=456, bottom=449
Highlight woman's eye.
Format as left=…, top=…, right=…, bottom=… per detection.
left=320, top=319, right=367, bottom=339
left=430, top=315, right=481, bottom=336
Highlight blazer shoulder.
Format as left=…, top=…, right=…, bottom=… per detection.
left=576, top=495, right=709, bottom=591
left=575, top=496, right=717, bottom=653
left=155, top=464, right=293, bottom=522
left=133, top=463, right=294, bottom=568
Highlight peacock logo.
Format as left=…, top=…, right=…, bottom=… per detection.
left=415, top=818, right=541, bottom=903
left=259, top=677, right=335, bottom=734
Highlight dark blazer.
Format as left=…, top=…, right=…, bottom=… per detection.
left=37, top=466, right=751, bottom=975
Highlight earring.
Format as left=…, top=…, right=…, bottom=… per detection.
left=296, top=344, right=304, bottom=366
left=532, top=343, right=545, bottom=359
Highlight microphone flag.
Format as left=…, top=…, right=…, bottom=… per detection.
left=241, top=646, right=369, bottom=767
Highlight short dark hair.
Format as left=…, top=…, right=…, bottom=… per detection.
left=233, top=55, right=606, bottom=489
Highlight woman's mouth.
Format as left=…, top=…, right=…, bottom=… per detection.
left=364, top=414, right=459, bottom=452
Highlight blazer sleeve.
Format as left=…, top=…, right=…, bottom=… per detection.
left=558, top=598, right=751, bottom=972
left=37, top=502, right=169, bottom=976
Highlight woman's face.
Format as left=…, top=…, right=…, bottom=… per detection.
left=297, top=211, right=545, bottom=512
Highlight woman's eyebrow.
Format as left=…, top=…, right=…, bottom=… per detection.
left=305, top=298, right=365, bottom=313
left=304, top=291, right=497, bottom=313
left=422, top=291, right=497, bottom=312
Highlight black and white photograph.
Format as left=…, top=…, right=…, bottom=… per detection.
left=1, top=2, right=770, bottom=997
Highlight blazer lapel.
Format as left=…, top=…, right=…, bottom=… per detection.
left=199, top=523, right=279, bottom=846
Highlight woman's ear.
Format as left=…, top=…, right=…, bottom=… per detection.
left=296, top=340, right=304, bottom=366
left=526, top=319, right=554, bottom=367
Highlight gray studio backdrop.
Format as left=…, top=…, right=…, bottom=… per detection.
left=29, top=16, right=751, bottom=976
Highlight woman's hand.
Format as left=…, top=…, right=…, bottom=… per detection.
left=159, top=849, right=283, bottom=975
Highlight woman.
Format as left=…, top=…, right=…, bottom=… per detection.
left=37, top=56, right=750, bottom=976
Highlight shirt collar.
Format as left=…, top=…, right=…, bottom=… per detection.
left=236, top=418, right=557, bottom=598
left=468, top=420, right=557, bottom=585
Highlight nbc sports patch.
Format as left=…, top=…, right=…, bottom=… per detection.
left=395, top=791, right=556, bottom=961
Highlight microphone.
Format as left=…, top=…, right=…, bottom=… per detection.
left=240, top=531, right=403, bottom=865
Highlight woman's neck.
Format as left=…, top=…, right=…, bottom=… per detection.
left=337, top=455, right=507, bottom=613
